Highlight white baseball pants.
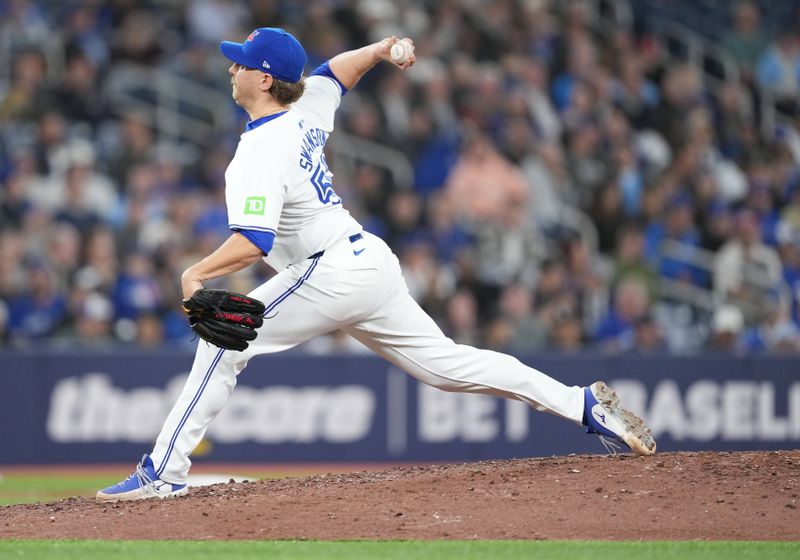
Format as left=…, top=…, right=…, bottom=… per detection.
left=151, top=231, right=585, bottom=483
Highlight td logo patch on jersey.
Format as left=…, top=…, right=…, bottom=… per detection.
left=244, top=196, right=266, bottom=215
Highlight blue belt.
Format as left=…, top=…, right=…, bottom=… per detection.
left=308, top=232, right=363, bottom=259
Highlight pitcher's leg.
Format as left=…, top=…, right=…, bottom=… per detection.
left=150, top=255, right=356, bottom=484
left=345, top=291, right=585, bottom=423
left=150, top=341, right=236, bottom=483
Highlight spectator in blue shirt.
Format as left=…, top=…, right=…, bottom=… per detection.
left=6, top=261, right=67, bottom=343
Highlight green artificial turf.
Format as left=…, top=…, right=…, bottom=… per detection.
left=0, top=470, right=302, bottom=505
left=0, top=540, right=797, bottom=560
left=0, top=473, right=125, bottom=505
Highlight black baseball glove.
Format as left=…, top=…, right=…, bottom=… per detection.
left=182, top=288, right=266, bottom=351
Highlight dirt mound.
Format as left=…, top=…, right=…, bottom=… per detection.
left=1, top=451, right=798, bottom=541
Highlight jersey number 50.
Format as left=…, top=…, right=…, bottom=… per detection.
left=310, top=154, right=341, bottom=205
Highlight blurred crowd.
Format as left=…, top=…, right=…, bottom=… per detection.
left=2, top=0, right=800, bottom=354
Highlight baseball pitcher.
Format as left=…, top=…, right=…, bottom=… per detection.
left=98, top=28, right=655, bottom=502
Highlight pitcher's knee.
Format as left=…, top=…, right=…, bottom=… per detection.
left=411, top=369, right=473, bottom=392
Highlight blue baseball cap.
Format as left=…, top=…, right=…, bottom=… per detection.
left=220, top=27, right=306, bottom=83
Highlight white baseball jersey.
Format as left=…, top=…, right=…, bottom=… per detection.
left=148, top=65, right=586, bottom=484
left=225, top=75, right=362, bottom=270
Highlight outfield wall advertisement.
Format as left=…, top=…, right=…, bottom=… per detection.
left=1, top=351, right=798, bottom=464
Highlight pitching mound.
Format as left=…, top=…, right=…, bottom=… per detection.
left=1, top=451, right=797, bottom=541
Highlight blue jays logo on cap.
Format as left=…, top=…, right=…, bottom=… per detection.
left=220, top=27, right=306, bottom=83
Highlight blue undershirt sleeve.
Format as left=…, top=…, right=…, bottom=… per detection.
left=310, top=61, right=348, bottom=96
left=232, top=228, right=276, bottom=255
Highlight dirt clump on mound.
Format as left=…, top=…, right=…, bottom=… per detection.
left=1, top=450, right=798, bottom=541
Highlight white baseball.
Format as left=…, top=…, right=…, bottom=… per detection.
left=390, top=40, right=411, bottom=64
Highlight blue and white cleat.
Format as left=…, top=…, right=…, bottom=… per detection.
left=583, top=381, right=656, bottom=456
left=96, top=454, right=188, bottom=502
